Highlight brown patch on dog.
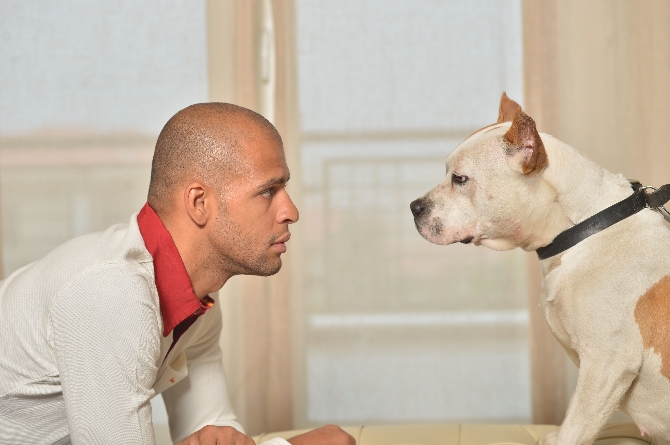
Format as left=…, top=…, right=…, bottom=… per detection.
left=635, top=275, right=670, bottom=379
left=504, top=109, right=548, bottom=176
left=497, top=92, right=522, bottom=123
left=461, top=92, right=523, bottom=143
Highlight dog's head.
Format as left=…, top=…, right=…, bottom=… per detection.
left=411, top=93, right=551, bottom=251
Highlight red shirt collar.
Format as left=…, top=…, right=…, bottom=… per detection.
left=137, top=203, right=214, bottom=337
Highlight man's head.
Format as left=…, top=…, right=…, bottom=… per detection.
left=148, top=103, right=299, bottom=295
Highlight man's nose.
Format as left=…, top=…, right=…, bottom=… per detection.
left=278, top=191, right=299, bottom=224
left=410, top=198, right=427, bottom=217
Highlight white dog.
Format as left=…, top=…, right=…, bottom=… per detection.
left=411, top=93, right=670, bottom=445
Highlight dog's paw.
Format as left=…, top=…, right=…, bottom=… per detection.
left=538, top=431, right=558, bottom=445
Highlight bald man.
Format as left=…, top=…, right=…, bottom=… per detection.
left=0, top=104, right=354, bottom=445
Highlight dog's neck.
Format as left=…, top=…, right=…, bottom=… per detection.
left=537, top=134, right=633, bottom=244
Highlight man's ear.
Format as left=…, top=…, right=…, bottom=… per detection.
left=184, top=182, right=213, bottom=226
left=497, top=91, right=522, bottom=124
left=504, top=109, right=548, bottom=176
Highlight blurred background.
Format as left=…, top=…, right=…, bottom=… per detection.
left=1, top=1, right=669, bottom=444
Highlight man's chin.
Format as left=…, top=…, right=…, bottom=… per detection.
left=247, top=257, right=282, bottom=277
left=257, top=265, right=281, bottom=277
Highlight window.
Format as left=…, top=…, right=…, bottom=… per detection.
left=294, top=0, right=529, bottom=425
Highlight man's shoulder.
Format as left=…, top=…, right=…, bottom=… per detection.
left=59, top=257, right=155, bottom=298
left=1, top=213, right=156, bottom=311
left=53, top=216, right=157, bottom=301
left=0, top=214, right=161, bottom=397
left=48, top=236, right=162, bottom=342
left=50, top=260, right=161, bottom=337
left=50, top=212, right=152, bottom=270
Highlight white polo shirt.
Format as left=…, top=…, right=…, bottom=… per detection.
left=0, top=204, right=289, bottom=445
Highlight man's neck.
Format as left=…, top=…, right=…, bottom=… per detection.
left=161, top=214, right=231, bottom=299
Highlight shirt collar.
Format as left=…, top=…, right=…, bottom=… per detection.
left=137, top=203, right=214, bottom=337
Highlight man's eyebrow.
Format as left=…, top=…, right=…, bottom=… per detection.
left=256, top=175, right=290, bottom=190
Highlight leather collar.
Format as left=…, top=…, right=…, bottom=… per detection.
left=536, top=182, right=670, bottom=260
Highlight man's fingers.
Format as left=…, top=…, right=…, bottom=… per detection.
left=287, top=424, right=355, bottom=445
left=177, top=425, right=256, bottom=445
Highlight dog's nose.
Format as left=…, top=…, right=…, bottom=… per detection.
left=410, top=198, right=426, bottom=217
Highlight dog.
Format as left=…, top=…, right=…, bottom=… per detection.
left=411, top=92, right=670, bottom=445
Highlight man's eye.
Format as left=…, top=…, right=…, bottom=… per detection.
left=260, top=188, right=275, bottom=197
left=452, top=173, right=469, bottom=185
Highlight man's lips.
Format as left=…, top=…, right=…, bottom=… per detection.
left=271, top=232, right=291, bottom=253
left=273, top=232, right=291, bottom=244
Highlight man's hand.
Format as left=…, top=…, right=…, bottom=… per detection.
left=287, top=425, right=356, bottom=445
left=176, top=425, right=256, bottom=445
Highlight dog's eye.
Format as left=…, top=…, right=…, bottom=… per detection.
left=452, top=173, right=469, bottom=185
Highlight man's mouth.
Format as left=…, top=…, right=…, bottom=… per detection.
left=270, top=232, right=291, bottom=253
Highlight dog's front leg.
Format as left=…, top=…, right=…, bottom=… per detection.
left=540, top=355, right=640, bottom=445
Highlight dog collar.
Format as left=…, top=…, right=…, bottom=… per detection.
left=536, top=182, right=670, bottom=260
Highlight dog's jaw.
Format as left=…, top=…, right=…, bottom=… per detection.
left=479, top=237, right=520, bottom=251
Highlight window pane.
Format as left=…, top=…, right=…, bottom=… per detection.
left=0, top=0, right=208, bottom=274
left=296, top=0, right=529, bottom=425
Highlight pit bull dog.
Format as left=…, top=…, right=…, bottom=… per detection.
left=410, top=93, right=670, bottom=445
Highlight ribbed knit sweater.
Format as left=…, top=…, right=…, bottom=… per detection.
left=0, top=211, right=289, bottom=445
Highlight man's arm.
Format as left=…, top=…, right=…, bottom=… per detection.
left=162, top=315, right=294, bottom=445
left=175, top=425, right=355, bottom=445
left=51, top=265, right=161, bottom=444
left=161, top=305, right=247, bottom=441
left=163, top=307, right=355, bottom=445
left=162, top=353, right=246, bottom=441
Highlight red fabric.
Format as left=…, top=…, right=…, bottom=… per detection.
left=137, top=203, right=214, bottom=337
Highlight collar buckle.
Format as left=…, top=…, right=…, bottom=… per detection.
left=640, top=185, right=670, bottom=223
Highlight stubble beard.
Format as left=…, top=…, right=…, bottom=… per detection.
left=206, top=211, right=282, bottom=279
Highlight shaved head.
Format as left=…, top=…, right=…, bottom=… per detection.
left=148, top=102, right=282, bottom=214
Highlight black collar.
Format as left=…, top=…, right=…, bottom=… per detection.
left=536, top=182, right=670, bottom=260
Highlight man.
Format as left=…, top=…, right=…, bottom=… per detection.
left=0, top=103, right=355, bottom=445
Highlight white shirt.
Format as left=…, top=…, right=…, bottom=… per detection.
left=0, top=209, right=289, bottom=445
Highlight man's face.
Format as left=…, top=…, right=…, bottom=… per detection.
left=208, top=131, right=299, bottom=277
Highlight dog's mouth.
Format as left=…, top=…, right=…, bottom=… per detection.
left=412, top=206, right=478, bottom=246
left=449, top=236, right=475, bottom=245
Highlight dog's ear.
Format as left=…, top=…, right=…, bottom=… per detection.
left=504, top=109, right=548, bottom=176
left=497, top=92, right=522, bottom=124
